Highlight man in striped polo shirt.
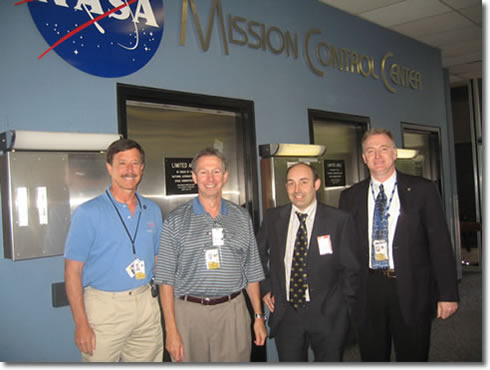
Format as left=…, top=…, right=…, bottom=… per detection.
left=155, top=148, right=266, bottom=362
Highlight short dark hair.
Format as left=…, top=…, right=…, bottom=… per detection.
left=285, top=162, right=319, bottom=182
left=191, top=147, right=228, bottom=173
left=362, top=128, right=396, bottom=151
left=106, top=138, right=145, bottom=165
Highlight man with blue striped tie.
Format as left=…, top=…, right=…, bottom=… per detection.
left=339, top=128, right=459, bottom=361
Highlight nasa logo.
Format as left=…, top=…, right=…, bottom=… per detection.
left=24, top=0, right=164, bottom=78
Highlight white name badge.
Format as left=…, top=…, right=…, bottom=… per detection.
left=373, top=240, right=389, bottom=262
left=212, top=227, right=224, bottom=246
left=126, top=258, right=146, bottom=279
left=317, top=234, right=333, bottom=255
left=205, top=248, right=221, bottom=270
left=134, top=259, right=146, bottom=280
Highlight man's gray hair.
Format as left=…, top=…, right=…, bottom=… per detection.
left=361, top=128, right=396, bottom=151
left=191, top=147, right=228, bottom=173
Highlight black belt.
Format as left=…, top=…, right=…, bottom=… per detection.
left=369, top=268, right=397, bottom=279
left=180, top=291, right=241, bottom=305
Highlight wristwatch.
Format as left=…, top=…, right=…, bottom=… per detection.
left=255, top=313, right=267, bottom=320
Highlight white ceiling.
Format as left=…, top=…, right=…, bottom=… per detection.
left=318, top=0, right=482, bottom=86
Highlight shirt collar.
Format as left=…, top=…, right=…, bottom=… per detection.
left=291, top=199, right=317, bottom=221
left=192, top=196, right=228, bottom=215
left=105, top=186, right=143, bottom=210
left=370, top=170, right=397, bottom=192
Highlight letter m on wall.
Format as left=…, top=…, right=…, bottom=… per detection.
left=180, top=0, right=229, bottom=54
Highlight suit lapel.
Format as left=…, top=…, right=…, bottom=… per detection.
left=274, top=204, right=292, bottom=269
left=309, top=203, right=326, bottom=260
left=358, top=179, right=370, bottom=245
left=393, top=172, right=409, bottom=245
left=395, top=172, right=409, bottom=212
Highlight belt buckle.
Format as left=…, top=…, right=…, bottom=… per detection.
left=203, top=297, right=211, bottom=305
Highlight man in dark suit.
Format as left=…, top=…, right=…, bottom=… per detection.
left=338, top=128, right=459, bottom=362
left=257, top=162, right=360, bottom=361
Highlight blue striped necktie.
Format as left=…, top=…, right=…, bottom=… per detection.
left=372, top=184, right=390, bottom=269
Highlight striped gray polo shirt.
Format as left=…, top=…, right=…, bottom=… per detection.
left=154, top=197, right=264, bottom=297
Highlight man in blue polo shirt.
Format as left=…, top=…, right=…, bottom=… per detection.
left=64, top=138, right=163, bottom=362
left=155, top=147, right=266, bottom=362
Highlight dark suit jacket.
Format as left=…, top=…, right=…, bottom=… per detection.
left=338, top=171, right=459, bottom=326
left=257, top=202, right=360, bottom=338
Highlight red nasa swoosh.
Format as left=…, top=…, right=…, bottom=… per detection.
left=16, top=0, right=138, bottom=59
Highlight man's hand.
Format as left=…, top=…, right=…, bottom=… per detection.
left=253, top=318, right=267, bottom=346
left=263, top=292, right=275, bottom=312
left=437, top=301, right=458, bottom=319
left=75, top=322, right=96, bottom=355
left=166, top=330, right=184, bottom=362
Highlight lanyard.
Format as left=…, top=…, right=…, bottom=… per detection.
left=106, top=190, right=142, bottom=255
left=370, top=181, right=397, bottom=230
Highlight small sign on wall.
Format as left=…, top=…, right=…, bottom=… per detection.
left=164, top=158, right=197, bottom=195
left=324, top=160, right=346, bottom=187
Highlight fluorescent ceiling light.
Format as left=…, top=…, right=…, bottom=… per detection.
left=259, top=143, right=326, bottom=157
left=0, top=130, right=121, bottom=152
left=397, top=148, right=418, bottom=159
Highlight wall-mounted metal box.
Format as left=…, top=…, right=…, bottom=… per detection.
left=0, top=151, right=108, bottom=260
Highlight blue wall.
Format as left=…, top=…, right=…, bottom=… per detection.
left=0, top=0, right=457, bottom=362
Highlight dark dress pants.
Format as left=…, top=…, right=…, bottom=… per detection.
left=273, top=299, right=349, bottom=362
left=358, top=271, right=431, bottom=361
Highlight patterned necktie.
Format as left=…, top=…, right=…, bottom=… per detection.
left=372, top=184, right=390, bottom=269
left=289, top=212, right=308, bottom=309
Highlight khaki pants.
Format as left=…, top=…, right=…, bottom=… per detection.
left=82, top=285, right=163, bottom=362
left=174, top=292, right=251, bottom=362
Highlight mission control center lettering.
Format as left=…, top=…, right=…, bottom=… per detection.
left=180, top=0, right=423, bottom=94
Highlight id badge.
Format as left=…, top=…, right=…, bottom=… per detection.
left=126, top=258, right=146, bottom=279
left=205, top=248, right=221, bottom=270
left=126, top=260, right=135, bottom=278
left=373, top=240, right=388, bottom=262
left=134, top=259, right=146, bottom=280
left=317, top=234, right=333, bottom=255
left=212, top=228, right=224, bottom=246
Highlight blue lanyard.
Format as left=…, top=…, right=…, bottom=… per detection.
left=106, top=190, right=142, bottom=255
left=370, top=181, right=397, bottom=230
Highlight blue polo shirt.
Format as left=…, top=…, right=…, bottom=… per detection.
left=64, top=187, right=163, bottom=292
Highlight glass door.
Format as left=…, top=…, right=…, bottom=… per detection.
left=309, top=110, right=369, bottom=207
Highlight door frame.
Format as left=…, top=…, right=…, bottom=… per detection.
left=401, top=122, right=444, bottom=197
left=116, top=83, right=260, bottom=229
left=308, top=109, right=370, bottom=184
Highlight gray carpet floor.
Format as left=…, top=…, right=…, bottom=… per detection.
left=343, top=271, right=483, bottom=362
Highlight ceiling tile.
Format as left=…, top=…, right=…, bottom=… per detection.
left=391, top=12, right=475, bottom=38
left=448, top=61, right=482, bottom=74
left=315, top=0, right=482, bottom=85
left=360, top=0, right=452, bottom=27
left=419, top=26, right=481, bottom=47
left=440, top=0, right=482, bottom=10
left=459, top=4, right=482, bottom=25
left=317, top=0, right=403, bottom=15
left=443, top=51, right=482, bottom=67
left=442, top=40, right=482, bottom=57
